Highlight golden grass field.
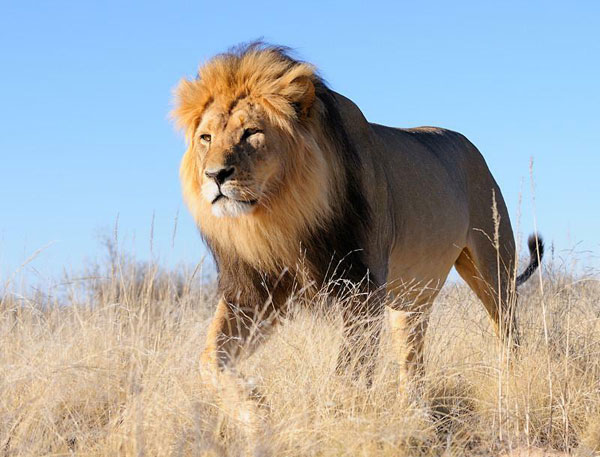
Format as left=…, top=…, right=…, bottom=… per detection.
left=1, top=241, right=599, bottom=457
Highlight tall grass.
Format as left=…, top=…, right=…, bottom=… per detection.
left=1, top=241, right=599, bottom=456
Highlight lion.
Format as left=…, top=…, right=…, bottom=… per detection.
left=173, top=43, right=543, bottom=380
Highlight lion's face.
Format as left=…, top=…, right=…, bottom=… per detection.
left=195, top=99, right=289, bottom=218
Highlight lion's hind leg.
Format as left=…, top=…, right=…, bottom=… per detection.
left=454, top=244, right=519, bottom=349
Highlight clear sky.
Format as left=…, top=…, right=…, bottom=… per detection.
left=1, top=0, right=599, bottom=284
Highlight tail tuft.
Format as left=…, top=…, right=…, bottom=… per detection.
left=516, top=234, right=544, bottom=287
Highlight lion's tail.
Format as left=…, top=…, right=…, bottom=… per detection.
left=516, top=234, right=544, bottom=287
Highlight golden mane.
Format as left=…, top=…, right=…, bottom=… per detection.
left=172, top=44, right=349, bottom=274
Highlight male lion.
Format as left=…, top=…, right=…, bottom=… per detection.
left=173, top=43, right=543, bottom=380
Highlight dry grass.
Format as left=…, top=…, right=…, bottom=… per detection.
left=1, top=245, right=599, bottom=456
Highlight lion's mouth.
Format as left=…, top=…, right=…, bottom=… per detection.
left=211, top=193, right=257, bottom=206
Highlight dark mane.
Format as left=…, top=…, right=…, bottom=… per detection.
left=302, top=81, right=373, bottom=290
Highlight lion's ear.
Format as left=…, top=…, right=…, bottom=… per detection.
left=281, top=74, right=315, bottom=120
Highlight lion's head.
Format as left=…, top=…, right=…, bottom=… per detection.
left=173, top=44, right=343, bottom=270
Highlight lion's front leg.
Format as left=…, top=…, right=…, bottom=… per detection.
left=201, top=298, right=278, bottom=373
left=201, top=298, right=278, bottom=455
left=201, top=298, right=239, bottom=372
left=336, top=291, right=386, bottom=384
left=337, top=315, right=383, bottom=384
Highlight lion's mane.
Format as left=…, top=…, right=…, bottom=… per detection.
left=173, top=44, right=372, bottom=304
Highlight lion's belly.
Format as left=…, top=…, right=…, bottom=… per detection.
left=386, top=240, right=463, bottom=305
left=383, top=196, right=469, bottom=307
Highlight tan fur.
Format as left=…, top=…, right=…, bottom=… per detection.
left=173, top=44, right=542, bottom=380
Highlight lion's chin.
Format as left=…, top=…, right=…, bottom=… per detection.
left=211, top=197, right=257, bottom=218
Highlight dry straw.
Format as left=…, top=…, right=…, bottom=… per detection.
left=1, top=228, right=599, bottom=456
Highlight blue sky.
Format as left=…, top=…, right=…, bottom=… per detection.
left=1, top=0, right=599, bottom=284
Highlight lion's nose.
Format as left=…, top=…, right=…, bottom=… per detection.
left=205, top=166, right=235, bottom=185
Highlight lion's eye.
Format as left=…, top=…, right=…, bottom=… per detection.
left=200, top=134, right=212, bottom=143
left=241, top=128, right=263, bottom=141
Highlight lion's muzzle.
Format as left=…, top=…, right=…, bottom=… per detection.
left=201, top=175, right=259, bottom=218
